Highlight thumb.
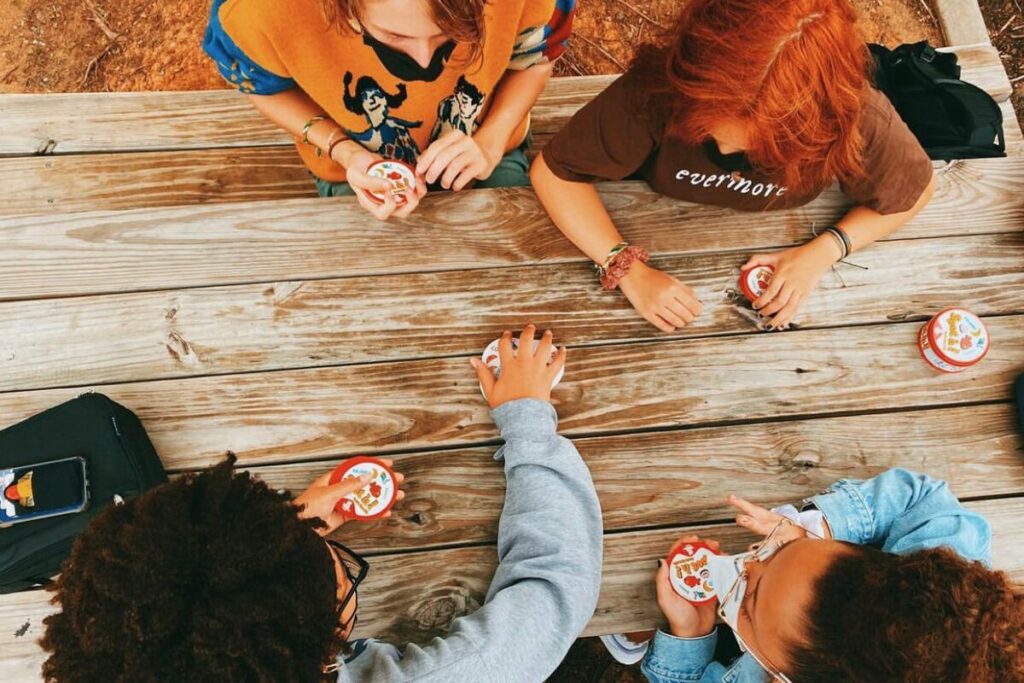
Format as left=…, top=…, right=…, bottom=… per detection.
left=326, top=473, right=373, bottom=500
left=471, top=358, right=496, bottom=399
left=742, top=253, right=776, bottom=270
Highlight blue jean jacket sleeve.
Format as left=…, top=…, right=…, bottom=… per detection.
left=809, top=468, right=992, bottom=564
left=641, top=629, right=728, bottom=683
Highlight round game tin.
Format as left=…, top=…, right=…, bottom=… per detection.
left=739, top=265, right=775, bottom=303
left=479, top=336, right=565, bottom=396
left=666, top=540, right=720, bottom=604
left=917, top=307, right=990, bottom=374
left=328, top=456, right=398, bottom=520
left=366, top=159, right=417, bottom=204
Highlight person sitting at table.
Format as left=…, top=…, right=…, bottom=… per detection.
left=603, top=468, right=1023, bottom=682
left=203, top=0, right=576, bottom=221
left=530, top=0, right=936, bottom=333
left=39, top=326, right=603, bottom=682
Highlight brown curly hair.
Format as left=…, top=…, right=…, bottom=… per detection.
left=791, top=544, right=1024, bottom=682
left=40, top=457, right=345, bottom=683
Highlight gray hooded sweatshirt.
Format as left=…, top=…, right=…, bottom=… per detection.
left=338, top=399, right=604, bottom=683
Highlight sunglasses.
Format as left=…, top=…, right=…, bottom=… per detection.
left=326, top=539, right=369, bottom=629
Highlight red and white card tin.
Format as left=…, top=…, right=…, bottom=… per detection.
left=328, top=457, right=398, bottom=520
left=917, top=307, right=990, bottom=373
left=365, top=160, right=417, bottom=204
left=739, top=265, right=775, bottom=303
left=666, top=540, right=720, bottom=604
left=480, top=336, right=565, bottom=390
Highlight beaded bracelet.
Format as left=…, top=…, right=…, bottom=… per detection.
left=599, top=245, right=650, bottom=290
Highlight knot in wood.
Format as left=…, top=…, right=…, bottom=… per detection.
left=413, top=591, right=479, bottom=630
left=791, top=451, right=821, bottom=469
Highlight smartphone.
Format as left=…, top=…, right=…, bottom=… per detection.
left=0, top=456, right=89, bottom=527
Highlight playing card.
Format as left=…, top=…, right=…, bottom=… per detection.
left=666, top=541, right=720, bottom=604
left=366, top=160, right=417, bottom=204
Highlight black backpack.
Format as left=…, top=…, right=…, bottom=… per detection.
left=0, top=393, right=167, bottom=593
left=870, top=42, right=1006, bottom=161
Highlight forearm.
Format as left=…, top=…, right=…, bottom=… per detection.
left=531, top=152, right=625, bottom=263
left=245, top=88, right=363, bottom=167
left=475, top=63, right=553, bottom=156
left=835, top=174, right=936, bottom=253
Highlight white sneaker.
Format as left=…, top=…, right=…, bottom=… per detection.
left=599, top=633, right=651, bottom=665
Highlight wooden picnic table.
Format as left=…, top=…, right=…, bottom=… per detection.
left=0, top=40, right=1022, bottom=681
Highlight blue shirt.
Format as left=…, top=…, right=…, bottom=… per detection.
left=641, top=468, right=992, bottom=683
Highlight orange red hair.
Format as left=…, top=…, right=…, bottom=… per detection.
left=631, top=0, right=870, bottom=196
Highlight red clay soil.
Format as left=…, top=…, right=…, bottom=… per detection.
left=979, top=0, right=1024, bottom=129
left=0, top=0, right=943, bottom=94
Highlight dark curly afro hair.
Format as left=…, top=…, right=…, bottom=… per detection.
left=41, top=457, right=345, bottom=683
left=790, top=544, right=1024, bottom=682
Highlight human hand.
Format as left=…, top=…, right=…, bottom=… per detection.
left=618, top=261, right=703, bottom=332
left=294, top=458, right=406, bottom=536
left=416, top=130, right=500, bottom=191
left=655, top=535, right=721, bottom=638
left=471, top=325, right=567, bottom=409
left=726, top=494, right=832, bottom=541
left=335, top=143, right=427, bottom=220
left=743, top=237, right=839, bottom=330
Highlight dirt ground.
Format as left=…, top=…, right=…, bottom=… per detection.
left=0, top=0, right=943, bottom=94
left=980, top=0, right=1024, bottom=130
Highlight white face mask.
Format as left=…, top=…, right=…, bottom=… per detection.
left=706, top=551, right=751, bottom=650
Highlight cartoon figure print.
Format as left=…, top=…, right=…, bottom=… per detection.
left=431, top=76, right=487, bottom=139
left=342, top=72, right=422, bottom=164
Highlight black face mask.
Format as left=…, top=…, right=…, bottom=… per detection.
left=361, top=28, right=455, bottom=83
left=703, top=138, right=752, bottom=172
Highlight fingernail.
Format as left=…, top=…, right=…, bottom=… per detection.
left=657, top=559, right=664, bottom=568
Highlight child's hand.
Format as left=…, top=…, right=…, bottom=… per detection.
left=417, top=130, right=500, bottom=191
left=336, top=144, right=427, bottom=221
left=743, top=237, right=840, bottom=330
left=471, top=325, right=567, bottom=409
left=619, top=261, right=703, bottom=333
left=655, top=535, right=721, bottom=638
left=294, top=458, right=406, bottom=536
left=727, top=494, right=832, bottom=541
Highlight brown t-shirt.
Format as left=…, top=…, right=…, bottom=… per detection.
left=542, top=72, right=933, bottom=214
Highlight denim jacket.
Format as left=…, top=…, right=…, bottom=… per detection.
left=641, top=468, right=992, bottom=683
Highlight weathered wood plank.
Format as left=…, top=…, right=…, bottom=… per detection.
left=933, top=0, right=993, bottom=46
left=1, top=496, right=1020, bottom=680
left=0, top=134, right=549, bottom=218
left=0, top=76, right=613, bottom=157
left=2, top=232, right=1021, bottom=391
left=0, top=49, right=1015, bottom=217
left=0, top=46, right=1005, bottom=157
left=0, top=316, right=1019, bottom=470
left=2, top=152, right=1023, bottom=301
left=256, top=403, right=1024, bottom=553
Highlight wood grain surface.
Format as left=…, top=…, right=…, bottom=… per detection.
left=252, top=403, right=1024, bottom=553
left=0, top=48, right=1015, bottom=217
left=0, top=316, right=1019, bottom=470
left=1, top=231, right=1021, bottom=391
left=2, top=496, right=1021, bottom=681
left=0, top=75, right=613, bottom=157
left=2, top=153, right=1023, bottom=302
left=0, top=47, right=1005, bottom=156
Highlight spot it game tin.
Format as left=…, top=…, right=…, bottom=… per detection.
left=366, top=160, right=417, bottom=204
left=917, top=307, right=990, bottom=373
left=666, top=540, right=720, bottom=604
left=328, top=457, right=398, bottom=520
left=738, top=265, right=775, bottom=303
left=480, top=336, right=565, bottom=396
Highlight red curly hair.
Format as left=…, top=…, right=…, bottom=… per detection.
left=631, top=0, right=870, bottom=196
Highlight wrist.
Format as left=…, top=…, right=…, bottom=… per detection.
left=667, top=620, right=715, bottom=639
left=331, top=140, right=364, bottom=169
left=808, top=234, right=843, bottom=265
left=473, top=127, right=507, bottom=170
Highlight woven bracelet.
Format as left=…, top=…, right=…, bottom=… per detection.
left=600, top=246, right=650, bottom=290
